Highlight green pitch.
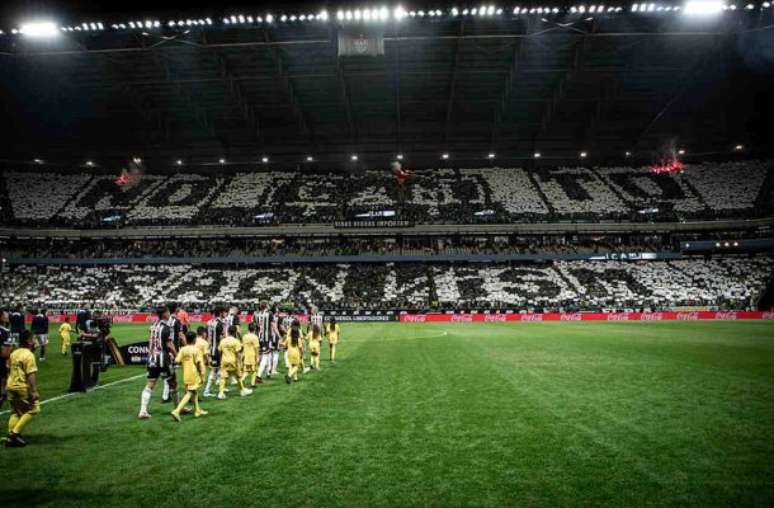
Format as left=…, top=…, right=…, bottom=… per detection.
left=2, top=321, right=774, bottom=507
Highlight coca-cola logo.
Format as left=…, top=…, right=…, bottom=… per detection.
left=715, top=312, right=737, bottom=320
left=640, top=313, right=663, bottom=321
left=112, top=315, right=134, bottom=322
left=484, top=314, right=506, bottom=322
left=607, top=313, right=629, bottom=321
left=452, top=314, right=473, bottom=322
left=402, top=315, right=427, bottom=323
left=522, top=314, right=543, bottom=321
left=560, top=313, right=582, bottom=321
left=763, top=312, right=774, bottom=320
left=677, top=312, right=699, bottom=320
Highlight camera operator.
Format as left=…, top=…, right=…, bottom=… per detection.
left=80, top=311, right=113, bottom=372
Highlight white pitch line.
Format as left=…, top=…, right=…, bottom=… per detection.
left=0, top=373, right=145, bottom=416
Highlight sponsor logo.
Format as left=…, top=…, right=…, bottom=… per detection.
left=484, top=314, right=506, bottom=322
left=640, top=313, right=663, bottom=321
left=522, top=314, right=543, bottom=321
left=452, top=314, right=473, bottom=322
left=607, top=313, right=629, bottom=321
left=715, top=311, right=737, bottom=320
left=763, top=312, right=774, bottom=320
left=127, top=345, right=149, bottom=354
left=560, top=313, right=582, bottom=321
left=402, top=315, right=427, bottom=323
left=677, top=312, right=700, bottom=320
left=111, top=315, right=135, bottom=323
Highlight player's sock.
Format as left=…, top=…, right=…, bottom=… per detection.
left=237, top=377, right=245, bottom=391
left=140, top=387, right=152, bottom=414
left=193, top=393, right=201, bottom=413
left=13, top=412, right=33, bottom=434
left=173, top=392, right=192, bottom=416
left=218, top=378, right=226, bottom=396
left=171, top=387, right=180, bottom=407
left=204, top=370, right=217, bottom=394
left=8, top=413, right=19, bottom=433
left=331, top=345, right=336, bottom=361
left=40, top=345, right=46, bottom=360
left=162, top=379, right=170, bottom=401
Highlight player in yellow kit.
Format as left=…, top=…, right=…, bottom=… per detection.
left=285, top=326, right=302, bottom=384
left=5, top=331, right=40, bottom=447
left=307, top=323, right=322, bottom=371
left=326, top=317, right=341, bottom=364
left=59, top=317, right=72, bottom=356
left=171, top=331, right=208, bottom=421
left=194, top=326, right=209, bottom=377
left=241, top=323, right=260, bottom=387
left=218, top=325, right=252, bottom=399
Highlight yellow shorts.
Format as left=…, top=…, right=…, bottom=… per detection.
left=8, top=388, right=41, bottom=416
left=184, top=383, right=201, bottom=391
left=243, top=363, right=256, bottom=373
left=220, top=363, right=241, bottom=379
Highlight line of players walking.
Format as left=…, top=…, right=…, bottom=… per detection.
left=138, top=302, right=341, bottom=421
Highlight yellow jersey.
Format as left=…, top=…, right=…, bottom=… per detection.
left=242, top=333, right=259, bottom=366
left=7, top=347, right=37, bottom=392
left=59, top=322, right=72, bottom=339
left=307, top=331, right=322, bottom=353
left=195, top=337, right=209, bottom=360
left=175, top=345, right=204, bottom=387
left=218, top=336, right=242, bottom=366
left=327, top=324, right=340, bottom=344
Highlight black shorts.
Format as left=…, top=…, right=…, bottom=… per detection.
left=146, top=363, right=175, bottom=381
left=0, top=360, right=7, bottom=378
left=210, top=351, right=221, bottom=368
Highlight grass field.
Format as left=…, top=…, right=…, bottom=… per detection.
left=2, top=321, right=774, bottom=507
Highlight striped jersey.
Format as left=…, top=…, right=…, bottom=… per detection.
left=252, top=310, right=273, bottom=345
left=148, top=320, right=172, bottom=368
left=309, top=313, right=323, bottom=332
left=282, top=315, right=294, bottom=333
left=207, top=317, right=225, bottom=358
left=225, top=313, right=240, bottom=334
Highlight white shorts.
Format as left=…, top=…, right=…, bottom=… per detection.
left=35, top=334, right=49, bottom=346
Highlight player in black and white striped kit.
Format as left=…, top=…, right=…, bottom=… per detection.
left=270, top=304, right=284, bottom=376
left=225, top=306, right=241, bottom=338
left=162, top=303, right=185, bottom=403
left=306, top=305, right=323, bottom=372
left=0, top=310, right=12, bottom=409
left=253, top=301, right=274, bottom=382
left=138, top=306, right=177, bottom=419
left=203, top=307, right=227, bottom=397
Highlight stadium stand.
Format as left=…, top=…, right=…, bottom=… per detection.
left=1, top=161, right=771, bottom=227
left=2, top=256, right=769, bottom=312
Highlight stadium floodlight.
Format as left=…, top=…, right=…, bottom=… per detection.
left=683, top=0, right=723, bottom=16
left=678, top=149, right=685, bottom=155
left=132, top=157, right=142, bottom=164
left=396, top=154, right=404, bottom=160
left=320, top=10, right=329, bottom=21
left=261, top=156, right=269, bottom=163
left=19, top=21, right=60, bottom=37
left=290, top=15, right=298, bottom=22
left=33, top=158, right=44, bottom=164
left=724, top=241, right=730, bottom=247
left=247, top=16, right=254, bottom=23
left=266, top=14, right=274, bottom=23
left=625, top=151, right=632, bottom=157
left=580, top=151, right=588, bottom=158
left=488, top=153, right=496, bottom=159
left=176, top=159, right=183, bottom=166
left=351, top=154, right=359, bottom=161
left=463, top=8, right=470, bottom=15
left=219, top=158, right=226, bottom=164
left=733, top=241, right=739, bottom=246
left=734, top=144, right=744, bottom=150
left=534, top=152, right=542, bottom=158
left=452, top=7, right=460, bottom=15
left=441, top=153, right=450, bottom=160
left=394, top=6, right=408, bottom=20
left=306, top=156, right=314, bottom=162
left=206, top=18, right=213, bottom=25
left=85, top=160, right=95, bottom=167
left=167, top=20, right=176, bottom=27
left=715, top=242, right=721, bottom=247
left=745, top=3, right=754, bottom=9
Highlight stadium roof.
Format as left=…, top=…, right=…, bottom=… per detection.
left=1, top=3, right=773, bottom=170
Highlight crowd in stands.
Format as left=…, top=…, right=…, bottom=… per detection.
left=2, top=256, right=769, bottom=312
left=1, top=160, right=771, bottom=228
left=0, top=234, right=674, bottom=259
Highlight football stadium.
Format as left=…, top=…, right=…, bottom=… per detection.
left=1, top=1, right=773, bottom=506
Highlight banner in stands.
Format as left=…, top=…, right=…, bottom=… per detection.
left=38, top=311, right=398, bottom=323
left=400, top=311, right=774, bottom=322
